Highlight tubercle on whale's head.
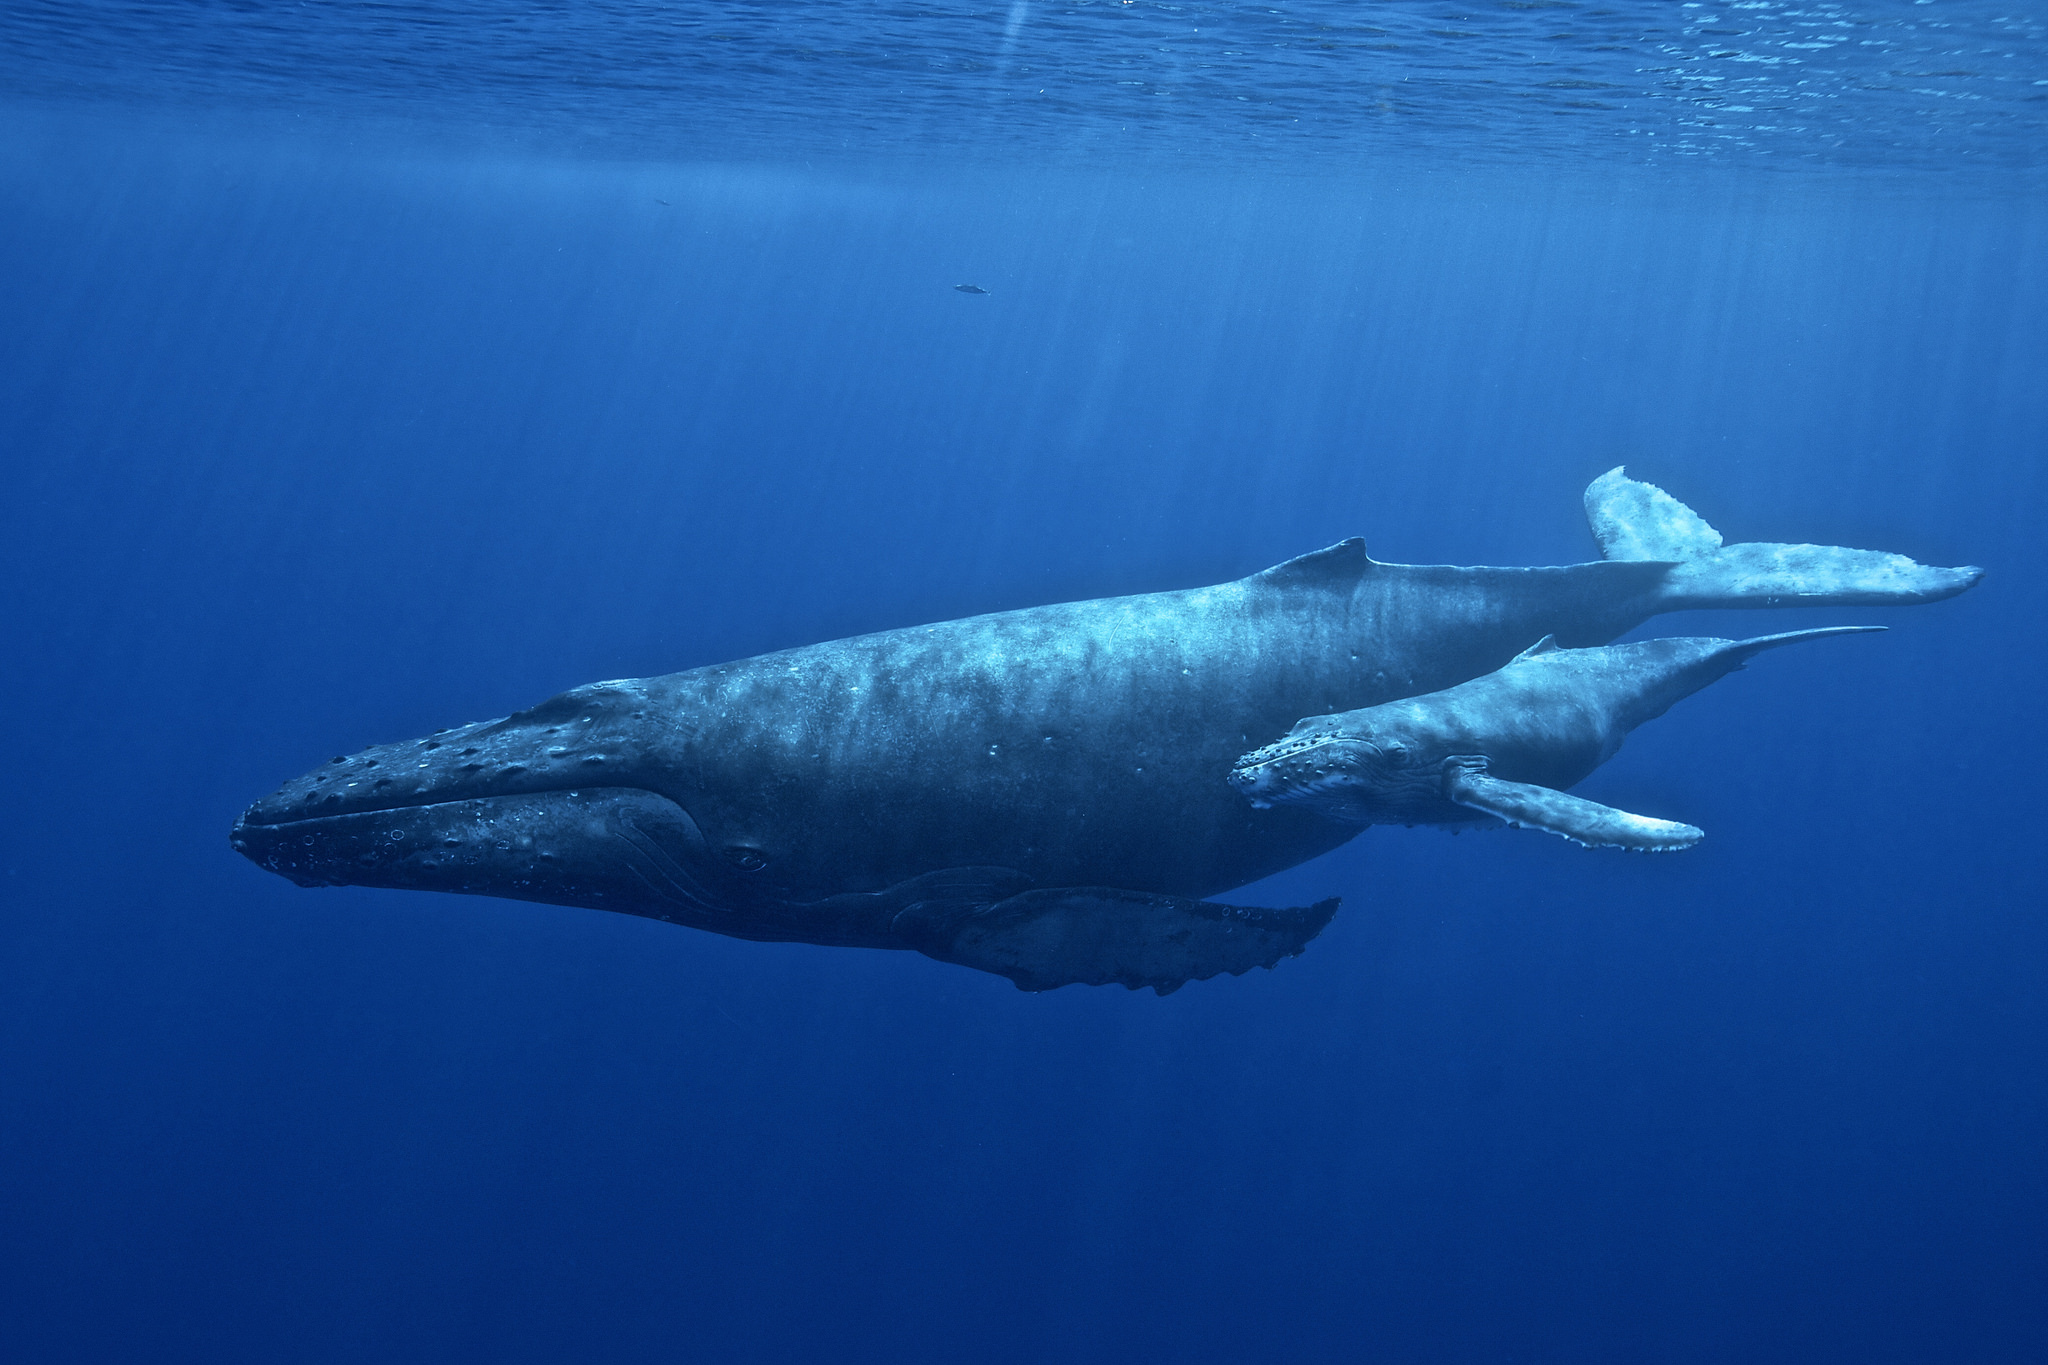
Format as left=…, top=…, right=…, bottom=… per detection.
left=235, top=679, right=680, bottom=829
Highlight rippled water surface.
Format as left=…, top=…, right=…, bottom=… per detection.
left=7, top=0, right=2047, bottom=168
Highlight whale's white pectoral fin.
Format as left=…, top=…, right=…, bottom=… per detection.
left=1443, top=758, right=1703, bottom=853
left=1585, top=466, right=1982, bottom=606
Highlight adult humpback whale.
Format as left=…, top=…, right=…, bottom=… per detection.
left=232, top=470, right=1980, bottom=993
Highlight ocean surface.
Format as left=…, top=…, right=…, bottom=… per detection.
left=2, top=4, right=2044, bottom=1363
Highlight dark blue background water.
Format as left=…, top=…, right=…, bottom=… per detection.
left=3, top=5, right=2045, bottom=1362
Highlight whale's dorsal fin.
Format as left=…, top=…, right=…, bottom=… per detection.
left=1511, top=635, right=1563, bottom=662
left=1441, top=756, right=1702, bottom=853
left=1252, top=537, right=1373, bottom=588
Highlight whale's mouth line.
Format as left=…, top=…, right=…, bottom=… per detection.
left=228, top=784, right=755, bottom=925
left=234, top=780, right=669, bottom=831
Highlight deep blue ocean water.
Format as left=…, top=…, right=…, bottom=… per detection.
left=2, top=5, right=2045, bottom=1363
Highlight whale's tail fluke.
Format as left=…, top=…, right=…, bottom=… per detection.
left=1585, top=467, right=1982, bottom=609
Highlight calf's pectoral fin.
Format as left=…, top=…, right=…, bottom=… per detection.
left=1442, top=756, right=1703, bottom=853
left=895, top=888, right=1340, bottom=995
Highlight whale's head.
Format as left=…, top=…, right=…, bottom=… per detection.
left=229, top=681, right=768, bottom=934
left=1229, top=710, right=1442, bottom=826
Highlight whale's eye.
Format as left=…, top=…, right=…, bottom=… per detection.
left=723, top=845, right=770, bottom=872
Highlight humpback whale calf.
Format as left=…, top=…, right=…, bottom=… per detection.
left=1230, top=626, right=1883, bottom=853
left=231, top=470, right=1979, bottom=994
